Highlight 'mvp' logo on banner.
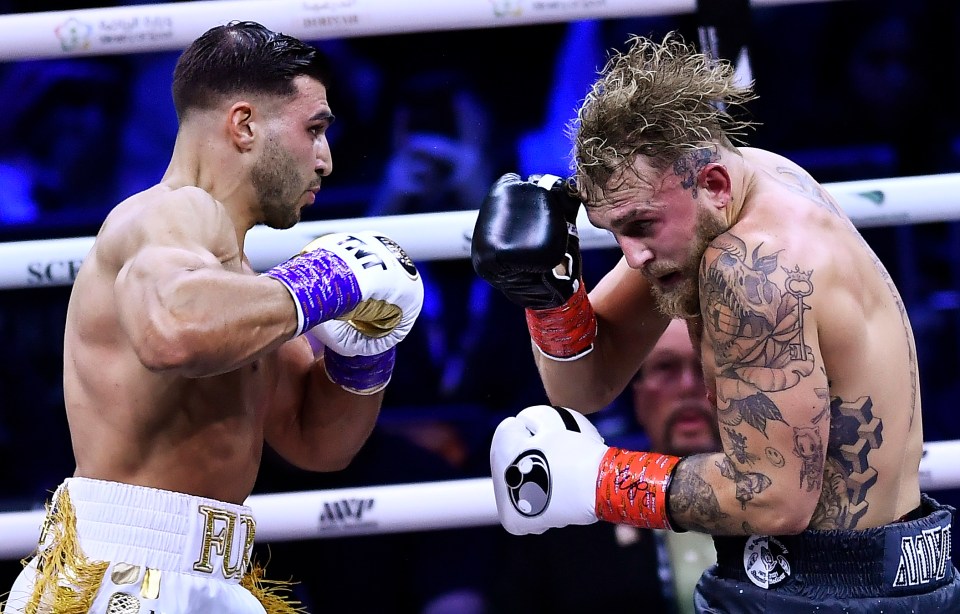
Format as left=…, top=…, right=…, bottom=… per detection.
left=318, top=498, right=376, bottom=531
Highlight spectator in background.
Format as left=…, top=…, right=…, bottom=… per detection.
left=489, top=319, right=720, bottom=614
left=368, top=69, right=491, bottom=218
left=368, top=70, right=542, bottom=413
left=0, top=58, right=128, bottom=230
left=294, top=37, right=392, bottom=220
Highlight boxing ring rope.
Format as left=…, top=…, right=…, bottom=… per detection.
left=0, top=0, right=842, bottom=62
left=2, top=171, right=960, bottom=560
left=5, top=173, right=960, bottom=290
left=0, top=0, right=950, bottom=563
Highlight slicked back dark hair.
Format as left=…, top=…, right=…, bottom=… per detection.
left=171, top=20, right=330, bottom=120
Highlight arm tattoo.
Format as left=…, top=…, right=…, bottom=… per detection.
left=764, top=447, right=785, bottom=468
left=702, top=235, right=815, bottom=436
left=812, top=387, right=830, bottom=423
left=724, top=427, right=759, bottom=465
left=792, top=425, right=824, bottom=492
left=670, top=455, right=727, bottom=533
left=700, top=232, right=887, bottom=531
left=716, top=456, right=772, bottom=510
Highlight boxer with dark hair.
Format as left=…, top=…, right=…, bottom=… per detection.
left=2, top=21, right=422, bottom=614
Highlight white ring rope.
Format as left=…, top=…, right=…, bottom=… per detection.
left=0, top=0, right=950, bottom=565
left=6, top=172, right=960, bottom=290
left=0, top=0, right=840, bottom=62
left=4, top=172, right=960, bottom=560
left=1, top=439, right=958, bottom=560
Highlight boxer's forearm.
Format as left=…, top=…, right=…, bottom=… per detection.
left=265, top=342, right=382, bottom=472
left=533, top=338, right=624, bottom=413
left=535, top=309, right=670, bottom=413
left=668, top=453, right=819, bottom=536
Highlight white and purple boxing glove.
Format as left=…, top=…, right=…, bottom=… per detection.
left=263, top=231, right=423, bottom=394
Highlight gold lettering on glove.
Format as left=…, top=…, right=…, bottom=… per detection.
left=338, top=299, right=401, bottom=338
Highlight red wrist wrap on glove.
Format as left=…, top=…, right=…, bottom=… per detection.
left=595, top=448, right=681, bottom=530
left=524, top=282, right=597, bottom=360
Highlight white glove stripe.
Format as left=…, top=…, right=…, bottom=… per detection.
left=536, top=174, right=563, bottom=190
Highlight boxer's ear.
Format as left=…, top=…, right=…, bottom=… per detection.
left=700, top=162, right=732, bottom=212
left=227, top=101, right=255, bottom=151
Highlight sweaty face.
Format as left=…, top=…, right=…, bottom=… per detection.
left=251, top=76, right=332, bottom=230
left=587, top=155, right=728, bottom=319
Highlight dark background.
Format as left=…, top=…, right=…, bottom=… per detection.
left=1, top=0, right=959, bottom=611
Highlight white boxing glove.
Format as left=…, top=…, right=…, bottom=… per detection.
left=490, top=404, right=608, bottom=536
left=306, top=231, right=424, bottom=357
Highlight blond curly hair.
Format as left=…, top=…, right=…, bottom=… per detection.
left=569, top=32, right=757, bottom=203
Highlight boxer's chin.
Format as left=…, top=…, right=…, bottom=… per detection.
left=652, top=278, right=700, bottom=319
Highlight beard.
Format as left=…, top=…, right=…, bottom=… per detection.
left=251, top=138, right=309, bottom=230
left=650, top=206, right=728, bottom=319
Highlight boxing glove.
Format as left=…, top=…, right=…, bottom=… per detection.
left=490, top=405, right=683, bottom=536
left=303, top=232, right=423, bottom=353
left=471, top=173, right=596, bottom=360
left=263, top=231, right=423, bottom=394
left=472, top=173, right=582, bottom=309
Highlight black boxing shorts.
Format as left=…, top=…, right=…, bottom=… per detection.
left=693, top=493, right=960, bottom=613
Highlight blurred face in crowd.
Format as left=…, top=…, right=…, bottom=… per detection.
left=630, top=319, right=720, bottom=456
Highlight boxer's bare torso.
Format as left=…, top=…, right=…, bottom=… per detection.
left=541, top=146, right=922, bottom=534
left=694, top=147, right=921, bottom=532
left=64, top=186, right=292, bottom=503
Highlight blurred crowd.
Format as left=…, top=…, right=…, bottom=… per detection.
left=1, top=1, right=960, bottom=612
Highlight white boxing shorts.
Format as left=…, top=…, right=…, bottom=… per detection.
left=2, top=478, right=300, bottom=614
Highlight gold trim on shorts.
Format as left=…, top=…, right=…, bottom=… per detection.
left=18, top=487, right=307, bottom=614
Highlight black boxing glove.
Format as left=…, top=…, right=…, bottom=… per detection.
left=472, top=173, right=581, bottom=309
left=472, top=173, right=596, bottom=360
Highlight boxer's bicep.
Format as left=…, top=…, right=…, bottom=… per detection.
left=110, top=192, right=298, bottom=373
left=698, top=232, right=829, bottom=532
left=114, top=244, right=226, bottom=368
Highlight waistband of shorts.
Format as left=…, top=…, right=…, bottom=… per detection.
left=712, top=494, right=955, bottom=598
left=52, top=477, right=257, bottom=582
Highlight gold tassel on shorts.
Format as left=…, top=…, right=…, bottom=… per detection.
left=25, top=488, right=109, bottom=614
left=240, top=562, right=308, bottom=614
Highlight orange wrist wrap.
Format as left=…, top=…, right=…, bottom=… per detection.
left=595, top=448, right=681, bottom=530
left=525, top=282, right=597, bottom=360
